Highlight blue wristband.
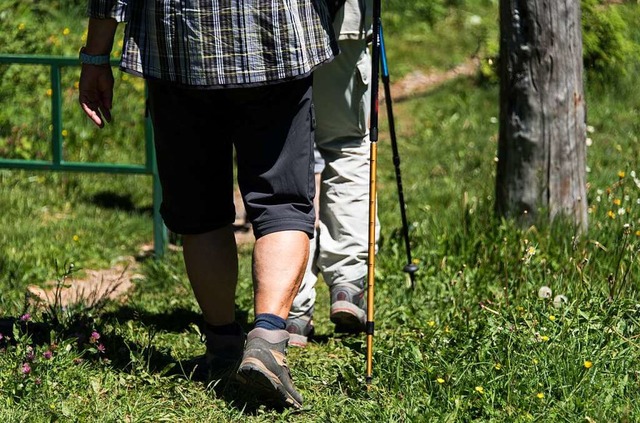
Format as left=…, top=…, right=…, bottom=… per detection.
left=79, top=48, right=111, bottom=65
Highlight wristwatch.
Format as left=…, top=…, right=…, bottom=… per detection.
left=79, top=47, right=111, bottom=66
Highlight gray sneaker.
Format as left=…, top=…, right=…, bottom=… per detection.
left=330, top=281, right=366, bottom=333
left=236, top=328, right=303, bottom=409
left=286, top=308, right=315, bottom=348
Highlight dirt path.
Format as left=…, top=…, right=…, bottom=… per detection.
left=29, top=59, right=478, bottom=307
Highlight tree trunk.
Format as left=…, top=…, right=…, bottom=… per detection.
left=496, top=0, right=588, bottom=230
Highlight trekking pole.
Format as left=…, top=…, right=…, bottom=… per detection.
left=365, top=0, right=381, bottom=387
left=379, top=24, right=419, bottom=290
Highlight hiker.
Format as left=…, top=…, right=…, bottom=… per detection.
left=78, top=0, right=337, bottom=409
left=286, top=0, right=378, bottom=347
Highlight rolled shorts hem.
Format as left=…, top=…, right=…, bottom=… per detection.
left=252, top=218, right=315, bottom=240
left=161, top=214, right=235, bottom=236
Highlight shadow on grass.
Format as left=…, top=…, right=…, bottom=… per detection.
left=1, top=306, right=315, bottom=415
left=88, top=191, right=153, bottom=215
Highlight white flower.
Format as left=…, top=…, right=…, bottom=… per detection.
left=587, top=125, right=595, bottom=133
left=553, top=295, right=568, bottom=308
left=538, top=286, right=552, bottom=299
left=618, top=208, right=626, bottom=215
left=586, top=138, right=593, bottom=147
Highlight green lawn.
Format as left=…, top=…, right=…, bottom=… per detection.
left=1, top=1, right=640, bottom=421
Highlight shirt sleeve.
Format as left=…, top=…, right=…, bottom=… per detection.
left=87, top=0, right=129, bottom=22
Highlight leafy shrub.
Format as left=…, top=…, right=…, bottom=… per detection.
left=581, top=0, right=636, bottom=85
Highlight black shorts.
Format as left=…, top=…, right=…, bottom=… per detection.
left=147, top=77, right=316, bottom=238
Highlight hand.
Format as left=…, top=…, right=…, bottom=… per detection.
left=79, top=64, right=114, bottom=128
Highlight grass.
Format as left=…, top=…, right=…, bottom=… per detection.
left=2, top=1, right=640, bottom=421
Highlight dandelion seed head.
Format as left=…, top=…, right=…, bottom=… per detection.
left=538, top=286, right=552, bottom=299
left=553, top=295, right=568, bottom=308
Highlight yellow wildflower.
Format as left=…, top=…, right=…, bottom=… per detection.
left=436, top=378, right=445, bottom=384
left=427, top=320, right=436, bottom=327
left=73, top=235, right=80, bottom=242
left=494, top=363, right=502, bottom=370
left=549, top=315, right=556, bottom=321
left=613, top=198, right=621, bottom=206
left=46, top=89, right=52, bottom=97
left=61, top=129, right=69, bottom=137
left=618, top=171, right=626, bottom=178
left=607, top=210, right=615, bottom=219
left=536, top=392, right=544, bottom=399
left=475, top=386, right=484, bottom=394
left=18, top=23, right=26, bottom=31
left=584, top=360, right=593, bottom=369
left=636, top=230, right=640, bottom=237
left=62, top=28, right=70, bottom=36
left=540, top=335, right=549, bottom=342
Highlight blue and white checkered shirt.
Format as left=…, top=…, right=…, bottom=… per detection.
left=89, top=0, right=338, bottom=87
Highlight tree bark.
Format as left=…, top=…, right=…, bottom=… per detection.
left=496, top=0, right=588, bottom=230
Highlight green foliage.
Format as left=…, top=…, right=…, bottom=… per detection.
left=582, top=0, right=637, bottom=85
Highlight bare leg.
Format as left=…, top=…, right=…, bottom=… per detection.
left=253, top=230, right=309, bottom=318
left=182, top=225, right=238, bottom=326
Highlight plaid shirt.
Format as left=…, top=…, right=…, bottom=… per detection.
left=88, top=0, right=338, bottom=87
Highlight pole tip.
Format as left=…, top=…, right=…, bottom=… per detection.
left=403, top=263, right=419, bottom=274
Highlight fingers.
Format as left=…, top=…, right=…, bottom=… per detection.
left=81, top=100, right=105, bottom=128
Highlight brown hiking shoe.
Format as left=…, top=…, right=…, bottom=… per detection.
left=236, top=328, right=303, bottom=408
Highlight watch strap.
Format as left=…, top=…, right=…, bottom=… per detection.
left=79, top=48, right=111, bottom=65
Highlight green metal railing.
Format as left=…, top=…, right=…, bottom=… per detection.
left=0, top=54, right=167, bottom=257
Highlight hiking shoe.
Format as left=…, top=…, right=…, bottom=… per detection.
left=193, top=322, right=245, bottom=380
left=236, top=328, right=303, bottom=409
left=286, top=308, right=315, bottom=348
left=330, top=281, right=366, bottom=333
